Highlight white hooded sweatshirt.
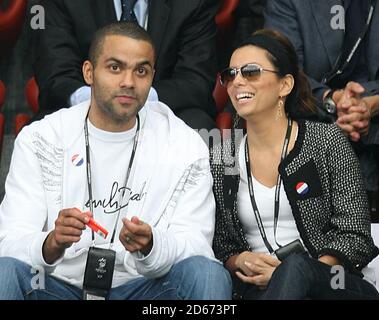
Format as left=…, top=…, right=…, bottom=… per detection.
left=0, top=100, right=216, bottom=288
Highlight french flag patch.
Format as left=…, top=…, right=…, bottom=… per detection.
left=71, top=154, right=84, bottom=167
left=295, top=182, right=309, bottom=195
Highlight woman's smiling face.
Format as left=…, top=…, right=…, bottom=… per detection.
left=227, top=45, right=283, bottom=120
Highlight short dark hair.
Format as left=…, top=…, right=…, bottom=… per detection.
left=88, top=22, right=155, bottom=66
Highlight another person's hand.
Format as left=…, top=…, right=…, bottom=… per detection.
left=235, top=252, right=280, bottom=289
left=318, top=255, right=341, bottom=266
left=336, top=82, right=370, bottom=141
left=336, top=99, right=370, bottom=141
left=43, top=208, right=91, bottom=264
left=119, top=216, right=153, bottom=255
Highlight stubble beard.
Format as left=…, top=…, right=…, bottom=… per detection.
left=96, top=92, right=142, bottom=126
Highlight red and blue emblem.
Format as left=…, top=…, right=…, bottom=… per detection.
left=71, top=154, right=84, bottom=167
left=295, top=182, right=309, bottom=195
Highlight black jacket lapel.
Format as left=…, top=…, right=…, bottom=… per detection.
left=310, top=0, right=344, bottom=68
left=92, top=0, right=117, bottom=27
left=147, top=0, right=170, bottom=59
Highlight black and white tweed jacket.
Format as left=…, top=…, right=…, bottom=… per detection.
left=211, top=120, right=379, bottom=275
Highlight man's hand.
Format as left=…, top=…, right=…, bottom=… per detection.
left=335, top=82, right=370, bottom=141
left=235, top=252, right=280, bottom=289
left=43, top=208, right=90, bottom=264
left=336, top=100, right=370, bottom=141
left=119, top=216, right=153, bottom=256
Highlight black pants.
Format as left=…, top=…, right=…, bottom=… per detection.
left=233, top=253, right=379, bottom=300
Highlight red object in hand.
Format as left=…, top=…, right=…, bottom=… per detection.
left=84, top=212, right=108, bottom=239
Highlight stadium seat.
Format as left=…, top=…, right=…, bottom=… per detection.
left=213, top=73, right=232, bottom=135
left=216, top=0, right=240, bottom=31
left=214, top=0, right=242, bottom=133
left=14, top=113, right=29, bottom=136
left=15, top=76, right=39, bottom=136
left=0, top=113, right=4, bottom=160
left=0, top=0, right=28, bottom=57
left=0, top=80, right=5, bottom=108
left=25, top=76, right=39, bottom=114
left=216, top=0, right=240, bottom=61
left=213, top=73, right=229, bottom=114
left=0, top=80, right=5, bottom=160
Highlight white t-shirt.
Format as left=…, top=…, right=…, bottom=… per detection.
left=237, top=135, right=303, bottom=254
left=82, top=119, right=146, bottom=247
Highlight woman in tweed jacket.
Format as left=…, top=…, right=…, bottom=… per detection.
left=211, top=29, right=379, bottom=299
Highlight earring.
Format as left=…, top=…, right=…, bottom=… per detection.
left=276, top=98, right=284, bottom=121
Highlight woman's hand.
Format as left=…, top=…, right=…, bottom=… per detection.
left=235, top=251, right=281, bottom=289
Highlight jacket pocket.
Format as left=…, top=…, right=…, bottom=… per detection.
left=283, top=159, right=323, bottom=201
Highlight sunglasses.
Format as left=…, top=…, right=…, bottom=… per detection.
left=220, top=63, right=278, bottom=87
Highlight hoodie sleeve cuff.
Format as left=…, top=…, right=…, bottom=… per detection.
left=132, top=227, right=162, bottom=267
left=30, top=231, right=64, bottom=272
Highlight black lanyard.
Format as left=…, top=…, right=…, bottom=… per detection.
left=84, top=114, right=140, bottom=245
left=244, top=118, right=293, bottom=254
left=322, top=0, right=377, bottom=85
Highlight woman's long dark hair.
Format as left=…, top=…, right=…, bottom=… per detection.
left=235, top=29, right=317, bottom=119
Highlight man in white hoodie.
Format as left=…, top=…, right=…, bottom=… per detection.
left=0, top=22, right=232, bottom=300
